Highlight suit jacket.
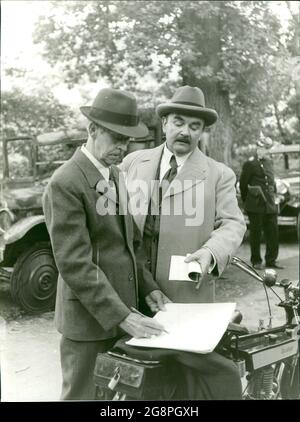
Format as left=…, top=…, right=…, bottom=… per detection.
left=239, top=156, right=277, bottom=214
left=120, top=144, right=246, bottom=303
left=43, top=148, right=158, bottom=341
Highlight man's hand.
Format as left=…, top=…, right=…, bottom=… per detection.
left=119, top=312, right=166, bottom=338
left=145, top=290, right=171, bottom=313
left=184, top=248, right=213, bottom=289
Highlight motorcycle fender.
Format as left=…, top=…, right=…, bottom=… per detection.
left=4, top=215, right=45, bottom=245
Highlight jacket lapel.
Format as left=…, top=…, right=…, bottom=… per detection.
left=111, top=165, right=134, bottom=252
left=72, top=148, right=118, bottom=204
left=163, top=147, right=208, bottom=199
left=132, top=144, right=164, bottom=231
left=135, top=144, right=164, bottom=208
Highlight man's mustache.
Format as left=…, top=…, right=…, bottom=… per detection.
left=176, top=137, right=190, bottom=143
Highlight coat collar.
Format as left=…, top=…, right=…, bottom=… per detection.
left=134, top=143, right=208, bottom=200
left=72, top=148, right=118, bottom=204
left=72, top=148, right=103, bottom=188
left=135, top=143, right=165, bottom=183
left=164, top=146, right=208, bottom=198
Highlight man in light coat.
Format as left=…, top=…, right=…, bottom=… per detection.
left=121, top=85, right=246, bottom=303
left=120, top=85, right=247, bottom=399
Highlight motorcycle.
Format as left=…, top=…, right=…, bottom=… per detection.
left=94, top=256, right=299, bottom=400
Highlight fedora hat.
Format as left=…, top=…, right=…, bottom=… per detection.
left=80, top=88, right=148, bottom=138
left=156, top=85, right=218, bottom=127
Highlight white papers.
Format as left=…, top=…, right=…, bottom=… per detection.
left=126, top=302, right=236, bottom=354
left=169, top=255, right=202, bottom=282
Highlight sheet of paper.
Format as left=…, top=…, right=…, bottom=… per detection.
left=126, top=302, right=236, bottom=354
left=169, top=255, right=202, bottom=282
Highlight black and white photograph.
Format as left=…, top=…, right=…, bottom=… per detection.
left=0, top=0, right=299, bottom=405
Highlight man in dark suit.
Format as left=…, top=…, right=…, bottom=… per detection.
left=239, top=135, right=284, bottom=270
left=43, top=88, right=169, bottom=400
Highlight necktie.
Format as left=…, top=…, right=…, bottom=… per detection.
left=107, top=167, right=119, bottom=212
left=108, top=167, right=113, bottom=183
left=160, top=155, right=178, bottom=198
left=146, top=155, right=178, bottom=277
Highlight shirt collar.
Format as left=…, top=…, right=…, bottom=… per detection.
left=162, top=143, right=193, bottom=167
left=81, top=144, right=110, bottom=182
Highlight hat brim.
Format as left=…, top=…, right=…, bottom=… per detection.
left=156, top=103, right=218, bottom=127
left=80, top=106, right=149, bottom=139
left=256, top=142, right=273, bottom=149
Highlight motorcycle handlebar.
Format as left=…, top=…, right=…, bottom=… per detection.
left=231, top=256, right=289, bottom=288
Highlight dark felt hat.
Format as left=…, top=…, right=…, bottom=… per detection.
left=80, top=88, right=148, bottom=138
left=156, top=85, right=218, bottom=127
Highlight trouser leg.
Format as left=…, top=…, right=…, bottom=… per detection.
left=175, top=351, right=242, bottom=400
left=263, top=213, right=279, bottom=265
left=60, top=336, right=116, bottom=400
left=248, top=212, right=263, bottom=265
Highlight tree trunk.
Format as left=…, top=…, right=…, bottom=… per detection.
left=201, top=83, right=233, bottom=166
left=179, top=2, right=233, bottom=165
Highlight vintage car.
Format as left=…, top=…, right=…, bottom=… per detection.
left=0, top=125, right=161, bottom=313
left=237, top=144, right=300, bottom=238
left=271, top=144, right=300, bottom=235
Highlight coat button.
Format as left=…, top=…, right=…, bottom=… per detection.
left=128, top=274, right=134, bottom=282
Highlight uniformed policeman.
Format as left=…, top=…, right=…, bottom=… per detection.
left=239, top=135, right=284, bottom=270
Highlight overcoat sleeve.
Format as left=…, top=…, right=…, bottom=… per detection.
left=43, top=179, right=130, bottom=332
left=203, top=166, right=247, bottom=275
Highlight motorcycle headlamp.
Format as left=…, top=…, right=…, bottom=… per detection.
left=0, top=207, right=14, bottom=232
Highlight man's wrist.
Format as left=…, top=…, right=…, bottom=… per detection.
left=201, top=246, right=217, bottom=274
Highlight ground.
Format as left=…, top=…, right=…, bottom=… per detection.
left=0, top=234, right=298, bottom=401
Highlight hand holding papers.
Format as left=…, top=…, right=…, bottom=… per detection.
left=126, top=302, right=236, bottom=354
left=169, top=255, right=202, bottom=282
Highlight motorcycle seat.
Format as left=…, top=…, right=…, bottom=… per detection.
left=111, top=336, right=178, bottom=364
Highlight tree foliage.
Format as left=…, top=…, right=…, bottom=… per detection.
left=1, top=86, right=72, bottom=138
left=0, top=82, right=75, bottom=179
left=33, top=1, right=298, bottom=164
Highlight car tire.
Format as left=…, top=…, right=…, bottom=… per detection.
left=10, top=241, right=58, bottom=313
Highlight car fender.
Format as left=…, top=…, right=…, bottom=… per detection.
left=286, top=198, right=300, bottom=209
left=3, top=215, right=46, bottom=245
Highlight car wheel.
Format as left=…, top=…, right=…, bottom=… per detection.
left=10, top=241, right=58, bottom=313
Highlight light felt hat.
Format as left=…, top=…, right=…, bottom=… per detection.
left=156, top=85, right=218, bottom=127
left=256, top=134, right=273, bottom=148
left=80, top=88, right=148, bottom=138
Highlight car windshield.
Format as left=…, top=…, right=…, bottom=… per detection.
left=4, top=139, right=34, bottom=180
left=2, top=138, right=82, bottom=182
left=36, top=143, right=79, bottom=178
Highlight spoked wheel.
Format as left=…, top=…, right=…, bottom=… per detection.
left=10, top=241, right=58, bottom=313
